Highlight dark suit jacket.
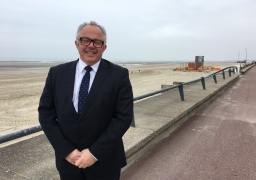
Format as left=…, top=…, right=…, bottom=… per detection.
left=38, top=59, right=133, bottom=175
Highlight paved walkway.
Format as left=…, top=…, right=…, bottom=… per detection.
left=121, top=66, right=256, bottom=180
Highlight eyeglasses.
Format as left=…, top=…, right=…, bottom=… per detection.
left=77, top=37, right=105, bottom=48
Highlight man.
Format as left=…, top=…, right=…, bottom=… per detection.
left=38, top=21, right=133, bottom=180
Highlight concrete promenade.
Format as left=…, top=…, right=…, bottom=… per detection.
left=121, top=65, right=256, bottom=180
left=0, top=65, right=254, bottom=179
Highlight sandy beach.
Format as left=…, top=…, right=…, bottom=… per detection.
left=0, top=61, right=238, bottom=137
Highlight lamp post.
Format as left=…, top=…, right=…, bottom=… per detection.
left=238, top=51, right=241, bottom=71
left=245, top=48, right=247, bottom=61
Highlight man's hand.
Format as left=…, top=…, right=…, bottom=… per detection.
left=75, top=149, right=97, bottom=168
left=65, top=149, right=82, bottom=166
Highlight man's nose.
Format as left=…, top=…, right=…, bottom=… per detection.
left=88, top=41, right=95, bottom=48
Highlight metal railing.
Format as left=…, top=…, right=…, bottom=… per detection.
left=1, top=64, right=254, bottom=143
left=0, top=125, right=42, bottom=144
left=130, top=66, right=239, bottom=127
left=240, top=62, right=255, bottom=71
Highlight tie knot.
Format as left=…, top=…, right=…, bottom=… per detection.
left=85, top=66, right=92, bottom=72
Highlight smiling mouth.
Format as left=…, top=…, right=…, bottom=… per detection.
left=85, top=51, right=96, bottom=54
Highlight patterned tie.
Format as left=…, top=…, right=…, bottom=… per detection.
left=78, top=66, right=92, bottom=116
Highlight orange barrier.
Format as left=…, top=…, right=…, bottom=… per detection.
left=176, top=65, right=217, bottom=71
left=197, top=66, right=203, bottom=71
left=188, top=62, right=196, bottom=70
left=177, top=67, right=184, bottom=70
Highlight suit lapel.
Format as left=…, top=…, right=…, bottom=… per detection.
left=65, top=60, right=79, bottom=120
left=80, top=60, right=109, bottom=118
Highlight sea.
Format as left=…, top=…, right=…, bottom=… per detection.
left=0, top=57, right=239, bottom=71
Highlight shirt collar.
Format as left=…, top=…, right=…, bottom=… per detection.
left=78, top=58, right=101, bottom=73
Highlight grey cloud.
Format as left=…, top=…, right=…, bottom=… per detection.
left=0, top=0, right=255, bottom=61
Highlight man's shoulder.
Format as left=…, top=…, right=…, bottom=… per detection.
left=101, top=59, right=127, bottom=72
left=50, top=60, right=78, bottom=71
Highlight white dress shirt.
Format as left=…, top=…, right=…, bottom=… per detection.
left=72, top=58, right=100, bottom=113
left=72, top=58, right=100, bottom=161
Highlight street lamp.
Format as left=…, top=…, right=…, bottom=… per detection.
left=245, top=48, right=247, bottom=61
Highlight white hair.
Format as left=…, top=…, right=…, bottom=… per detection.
left=76, top=21, right=107, bottom=42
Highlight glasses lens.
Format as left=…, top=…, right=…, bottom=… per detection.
left=79, top=38, right=103, bottom=47
left=80, top=38, right=91, bottom=45
left=93, top=40, right=103, bottom=47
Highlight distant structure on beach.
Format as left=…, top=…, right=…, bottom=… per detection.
left=176, top=56, right=213, bottom=71
left=175, top=56, right=223, bottom=71
left=237, top=60, right=247, bottom=63
left=187, top=56, right=204, bottom=70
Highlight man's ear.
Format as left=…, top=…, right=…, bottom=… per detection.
left=75, top=40, right=79, bottom=48
left=103, top=44, right=107, bottom=51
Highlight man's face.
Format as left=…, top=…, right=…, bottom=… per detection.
left=75, top=25, right=107, bottom=66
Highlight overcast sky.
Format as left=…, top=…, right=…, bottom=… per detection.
left=1, top=0, right=255, bottom=62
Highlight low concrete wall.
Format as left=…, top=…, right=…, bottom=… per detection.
left=123, top=72, right=241, bottom=172
left=241, top=64, right=255, bottom=74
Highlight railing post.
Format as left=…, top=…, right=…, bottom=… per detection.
left=130, top=113, right=135, bottom=127
left=213, top=74, right=217, bottom=84
left=228, top=69, right=231, bottom=77
left=222, top=70, right=225, bottom=79
left=201, top=77, right=206, bottom=89
left=178, top=83, right=185, bottom=101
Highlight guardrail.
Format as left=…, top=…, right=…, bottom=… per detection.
left=130, top=65, right=239, bottom=126
left=0, top=63, right=254, bottom=144
left=240, top=62, right=255, bottom=71
left=0, top=125, right=42, bottom=144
